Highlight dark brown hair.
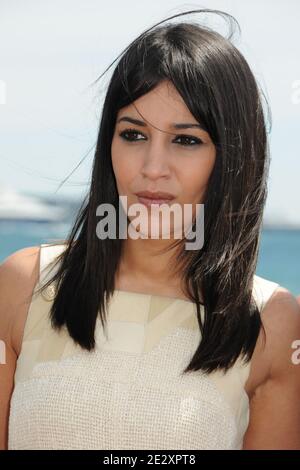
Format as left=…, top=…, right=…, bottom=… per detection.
left=35, top=8, right=270, bottom=374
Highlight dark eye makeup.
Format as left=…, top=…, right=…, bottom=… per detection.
left=118, top=128, right=204, bottom=147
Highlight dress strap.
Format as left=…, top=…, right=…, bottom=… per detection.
left=13, top=243, right=68, bottom=384
left=226, top=275, right=281, bottom=408
left=252, top=274, right=280, bottom=312
left=236, top=274, right=281, bottom=402
left=39, top=242, right=67, bottom=288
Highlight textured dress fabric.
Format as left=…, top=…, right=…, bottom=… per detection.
left=8, top=243, right=280, bottom=450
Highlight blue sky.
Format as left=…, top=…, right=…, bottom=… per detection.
left=0, top=0, right=299, bottom=224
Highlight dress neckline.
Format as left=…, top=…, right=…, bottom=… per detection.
left=114, top=288, right=200, bottom=305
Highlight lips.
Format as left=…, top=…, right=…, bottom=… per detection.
left=135, top=190, right=175, bottom=207
left=135, top=190, right=175, bottom=200
left=136, top=196, right=174, bottom=207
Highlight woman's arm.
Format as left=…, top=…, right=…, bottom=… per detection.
left=0, top=247, right=40, bottom=450
left=243, top=287, right=300, bottom=449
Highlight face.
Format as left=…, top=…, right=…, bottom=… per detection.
left=111, top=80, right=216, bottom=240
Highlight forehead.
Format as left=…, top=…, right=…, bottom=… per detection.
left=117, top=81, right=196, bottom=124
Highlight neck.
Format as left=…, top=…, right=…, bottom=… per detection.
left=116, top=235, right=186, bottom=291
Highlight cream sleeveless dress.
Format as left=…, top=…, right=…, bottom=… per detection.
left=8, top=243, right=280, bottom=450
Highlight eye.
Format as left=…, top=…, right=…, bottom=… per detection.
left=173, top=134, right=203, bottom=147
left=118, top=128, right=203, bottom=147
left=118, top=128, right=146, bottom=142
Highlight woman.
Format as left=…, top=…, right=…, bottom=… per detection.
left=1, top=9, right=300, bottom=450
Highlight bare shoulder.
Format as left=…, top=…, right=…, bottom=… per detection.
left=0, top=245, right=41, bottom=449
left=243, top=286, right=300, bottom=449
left=0, top=245, right=41, bottom=356
left=260, top=286, right=300, bottom=377
left=246, top=286, right=300, bottom=396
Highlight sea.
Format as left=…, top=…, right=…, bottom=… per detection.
left=0, top=222, right=299, bottom=297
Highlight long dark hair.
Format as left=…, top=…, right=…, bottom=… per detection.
left=35, top=8, right=271, bottom=374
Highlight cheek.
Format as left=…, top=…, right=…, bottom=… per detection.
left=111, top=141, right=137, bottom=192
left=179, top=154, right=216, bottom=199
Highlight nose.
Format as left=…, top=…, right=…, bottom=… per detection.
left=140, top=137, right=171, bottom=180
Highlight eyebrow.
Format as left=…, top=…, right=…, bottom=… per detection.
left=116, top=116, right=207, bottom=131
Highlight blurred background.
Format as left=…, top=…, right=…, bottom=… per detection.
left=0, top=0, right=299, bottom=294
